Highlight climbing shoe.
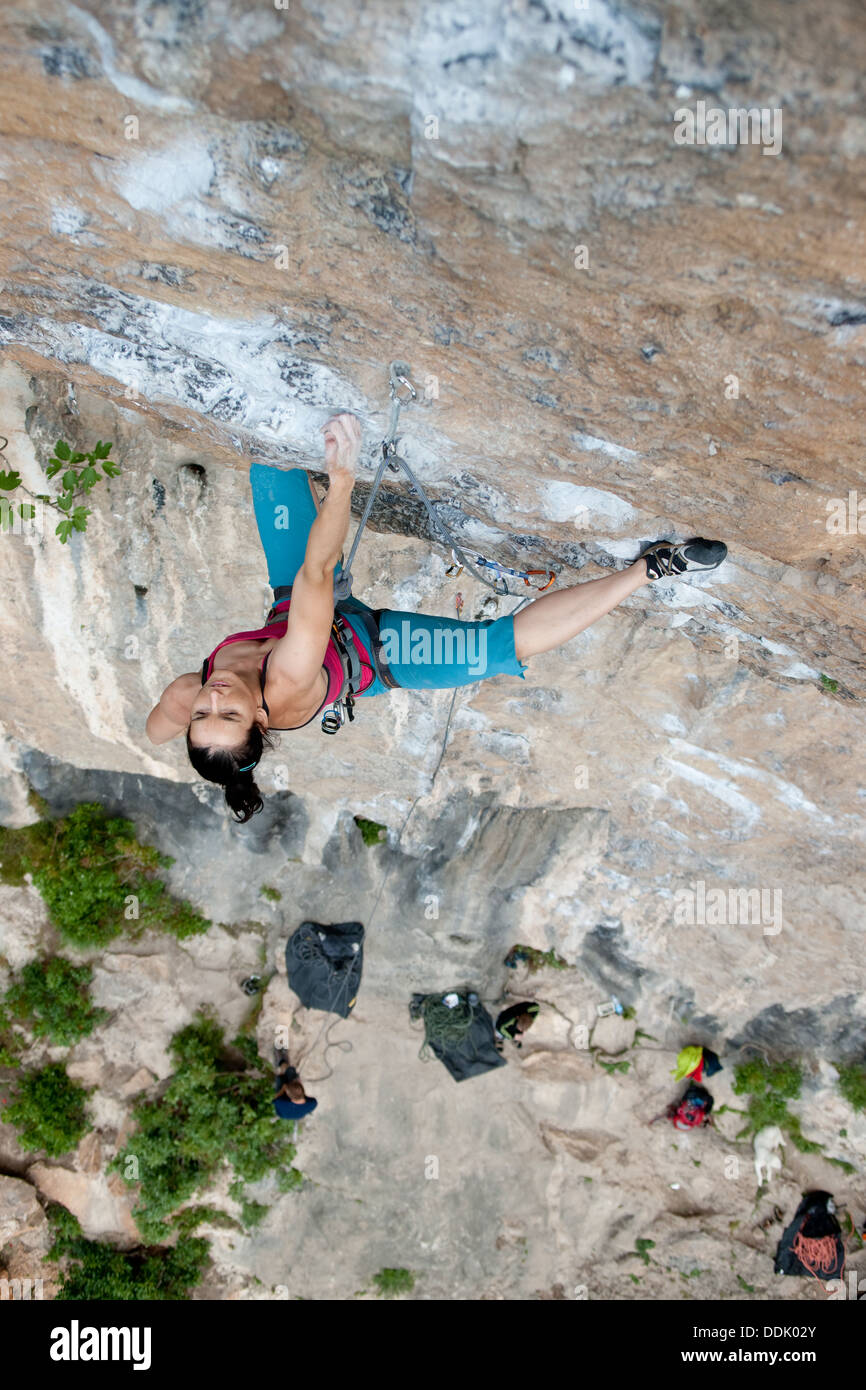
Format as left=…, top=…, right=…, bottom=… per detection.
left=642, top=537, right=727, bottom=580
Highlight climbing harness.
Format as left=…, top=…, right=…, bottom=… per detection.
left=320, top=612, right=365, bottom=734
left=336, top=362, right=558, bottom=602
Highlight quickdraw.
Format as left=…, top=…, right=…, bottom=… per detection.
left=335, top=362, right=558, bottom=604
left=445, top=548, right=556, bottom=594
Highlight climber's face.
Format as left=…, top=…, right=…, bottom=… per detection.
left=187, top=674, right=266, bottom=749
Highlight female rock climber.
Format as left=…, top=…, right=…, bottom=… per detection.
left=146, top=413, right=727, bottom=821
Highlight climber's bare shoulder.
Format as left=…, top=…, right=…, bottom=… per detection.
left=262, top=666, right=329, bottom=731
left=145, top=673, right=201, bottom=744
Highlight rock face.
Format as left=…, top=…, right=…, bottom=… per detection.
left=0, top=0, right=864, bottom=1300
left=0, top=1175, right=57, bottom=1299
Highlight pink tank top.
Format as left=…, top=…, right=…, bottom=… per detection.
left=202, top=599, right=375, bottom=729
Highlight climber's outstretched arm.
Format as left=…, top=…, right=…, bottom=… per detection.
left=269, top=414, right=360, bottom=692
left=145, top=673, right=201, bottom=743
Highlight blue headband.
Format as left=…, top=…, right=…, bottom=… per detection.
left=238, top=762, right=258, bottom=773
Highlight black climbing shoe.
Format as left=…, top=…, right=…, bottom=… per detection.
left=642, top=538, right=727, bottom=580
left=274, top=1046, right=290, bottom=1071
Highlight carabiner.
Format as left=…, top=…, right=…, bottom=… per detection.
left=524, top=570, right=556, bottom=593
left=321, top=704, right=345, bottom=734
left=389, top=361, right=417, bottom=404
left=445, top=547, right=464, bottom=579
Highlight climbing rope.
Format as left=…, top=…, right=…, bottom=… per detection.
left=291, top=927, right=359, bottom=1083
left=411, top=991, right=483, bottom=1063
left=791, top=1228, right=845, bottom=1290
left=297, top=1013, right=353, bottom=1085
left=335, top=363, right=557, bottom=600
left=303, top=366, right=545, bottom=1073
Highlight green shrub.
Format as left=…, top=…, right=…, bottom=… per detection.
left=1, top=957, right=107, bottom=1047
left=373, top=1267, right=415, bottom=1298
left=259, top=886, right=282, bottom=903
left=276, top=1165, right=305, bottom=1193
left=836, top=1062, right=866, bottom=1113
left=0, top=803, right=209, bottom=948
left=171, top=1205, right=241, bottom=1235
left=354, top=816, right=387, bottom=846
left=112, top=1013, right=301, bottom=1242
left=2, top=1063, right=91, bottom=1155
left=46, top=1204, right=208, bottom=1300
left=733, top=1058, right=802, bottom=1101
left=732, top=1059, right=821, bottom=1152
left=240, top=1199, right=268, bottom=1229
left=504, top=944, right=569, bottom=972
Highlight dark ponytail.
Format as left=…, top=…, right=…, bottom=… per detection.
left=186, top=724, right=276, bottom=823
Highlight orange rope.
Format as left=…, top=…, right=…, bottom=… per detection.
left=791, top=1229, right=845, bottom=1293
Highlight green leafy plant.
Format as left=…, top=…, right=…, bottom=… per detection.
left=240, top=1199, right=268, bottom=1229
left=819, top=674, right=839, bottom=693
left=112, top=1013, right=302, bottom=1242
left=631, top=1238, right=655, bottom=1267
left=171, top=1205, right=240, bottom=1235
left=259, top=885, right=282, bottom=903
left=596, top=1056, right=630, bottom=1076
left=0, top=802, right=209, bottom=948
left=372, top=1267, right=415, bottom=1298
left=836, top=1062, right=866, bottom=1113
left=732, top=1058, right=821, bottom=1153
left=0, top=957, right=106, bottom=1048
left=0, top=438, right=120, bottom=543
left=353, top=816, right=387, bottom=846
left=737, top=1274, right=756, bottom=1293
left=46, top=1204, right=208, bottom=1300
left=826, top=1156, right=856, bottom=1175
left=504, top=945, right=569, bottom=972
left=2, top=1063, right=91, bottom=1155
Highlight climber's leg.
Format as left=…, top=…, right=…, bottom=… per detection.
left=374, top=608, right=527, bottom=690
left=513, top=560, right=649, bottom=661
left=513, top=536, right=727, bottom=660
left=250, top=465, right=341, bottom=592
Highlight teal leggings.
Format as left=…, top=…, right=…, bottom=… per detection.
left=250, top=464, right=527, bottom=694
